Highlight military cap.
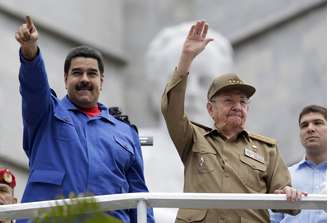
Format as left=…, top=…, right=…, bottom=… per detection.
left=0, top=168, right=16, bottom=189
left=207, top=73, right=256, bottom=100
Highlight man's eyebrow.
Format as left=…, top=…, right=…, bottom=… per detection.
left=86, top=68, right=98, bottom=72
left=300, top=118, right=325, bottom=125
left=71, top=68, right=82, bottom=71
left=71, top=68, right=98, bottom=72
left=313, top=119, right=326, bottom=123
left=300, top=121, right=308, bottom=126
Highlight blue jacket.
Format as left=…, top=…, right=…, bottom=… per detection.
left=18, top=49, right=154, bottom=223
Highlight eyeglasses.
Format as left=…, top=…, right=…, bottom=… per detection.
left=210, top=96, right=250, bottom=107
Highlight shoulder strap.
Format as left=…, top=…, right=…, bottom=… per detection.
left=249, top=133, right=277, bottom=146
left=190, top=121, right=212, bottom=131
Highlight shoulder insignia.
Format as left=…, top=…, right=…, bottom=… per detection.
left=191, top=121, right=212, bottom=131
left=249, top=133, right=277, bottom=146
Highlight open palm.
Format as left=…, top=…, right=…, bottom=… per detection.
left=182, top=21, right=213, bottom=58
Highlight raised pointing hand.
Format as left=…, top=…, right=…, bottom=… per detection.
left=15, top=16, right=38, bottom=59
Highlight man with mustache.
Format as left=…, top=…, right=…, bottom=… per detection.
left=161, top=20, right=305, bottom=222
left=271, top=105, right=326, bottom=222
left=0, top=168, right=17, bottom=223
left=15, top=16, right=154, bottom=223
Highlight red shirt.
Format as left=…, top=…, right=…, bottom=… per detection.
left=79, top=105, right=101, bottom=117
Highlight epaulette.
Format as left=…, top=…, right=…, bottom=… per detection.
left=191, top=121, right=212, bottom=132
left=249, top=133, right=277, bottom=146
left=109, top=107, right=138, bottom=134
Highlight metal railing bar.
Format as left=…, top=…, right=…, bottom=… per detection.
left=0, top=193, right=326, bottom=220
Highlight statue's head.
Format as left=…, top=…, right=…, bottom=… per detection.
left=145, top=22, right=234, bottom=126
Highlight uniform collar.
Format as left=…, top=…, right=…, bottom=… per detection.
left=203, top=128, right=217, bottom=137
left=203, top=127, right=249, bottom=141
left=61, top=96, right=115, bottom=124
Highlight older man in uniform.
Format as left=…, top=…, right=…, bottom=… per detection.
left=0, top=168, right=17, bottom=223
left=161, top=20, right=304, bottom=223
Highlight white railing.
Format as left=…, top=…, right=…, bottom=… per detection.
left=0, top=193, right=326, bottom=222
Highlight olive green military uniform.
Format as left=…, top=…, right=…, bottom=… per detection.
left=161, top=70, right=292, bottom=223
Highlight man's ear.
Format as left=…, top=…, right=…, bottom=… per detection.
left=207, top=101, right=213, bottom=118
left=64, top=73, right=68, bottom=89
left=100, top=75, right=104, bottom=90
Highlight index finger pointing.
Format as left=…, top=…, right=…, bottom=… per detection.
left=26, top=16, right=33, bottom=30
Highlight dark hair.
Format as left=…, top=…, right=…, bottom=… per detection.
left=64, top=45, right=104, bottom=75
left=299, top=105, right=327, bottom=125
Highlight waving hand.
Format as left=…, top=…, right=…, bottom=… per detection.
left=177, top=21, right=214, bottom=75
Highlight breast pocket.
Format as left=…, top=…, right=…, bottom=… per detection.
left=239, top=154, right=266, bottom=192
left=195, top=152, right=217, bottom=174
left=113, top=136, right=134, bottom=167
left=53, top=116, right=77, bottom=141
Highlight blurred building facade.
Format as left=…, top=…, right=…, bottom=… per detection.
left=0, top=0, right=326, bottom=205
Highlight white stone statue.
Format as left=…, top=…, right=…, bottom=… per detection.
left=141, top=22, right=234, bottom=223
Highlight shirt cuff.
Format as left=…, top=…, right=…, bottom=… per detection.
left=19, top=47, right=41, bottom=64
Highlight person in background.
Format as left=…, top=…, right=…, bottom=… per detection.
left=0, top=168, right=17, bottom=223
left=15, top=16, right=154, bottom=223
left=270, top=105, right=326, bottom=223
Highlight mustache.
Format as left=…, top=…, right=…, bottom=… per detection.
left=228, top=112, right=242, bottom=117
left=75, top=82, right=93, bottom=91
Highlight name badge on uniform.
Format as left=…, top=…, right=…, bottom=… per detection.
left=244, top=148, right=265, bottom=163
